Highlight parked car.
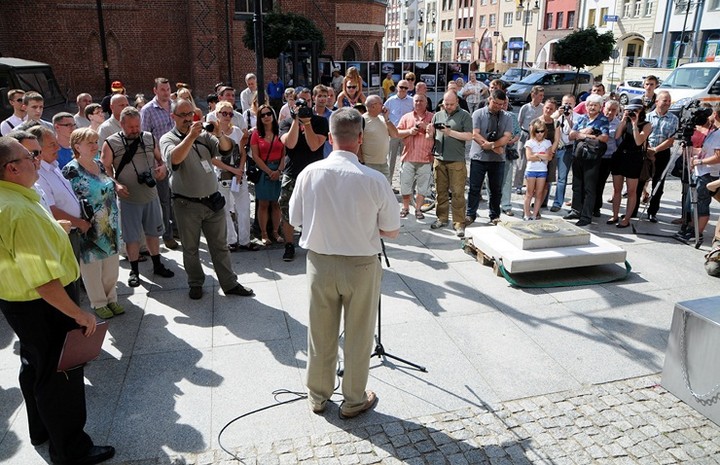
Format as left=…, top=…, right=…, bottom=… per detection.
left=474, top=72, right=503, bottom=86
left=659, top=61, right=720, bottom=115
left=499, top=68, right=538, bottom=86
left=506, top=70, right=594, bottom=103
left=616, top=80, right=645, bottom=105
left=0, top=57, right=66, bottom=121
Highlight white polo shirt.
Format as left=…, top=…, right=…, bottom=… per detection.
left=289, top=149, right=400, bottom=256
left=37, top=160, right=81, bottom=217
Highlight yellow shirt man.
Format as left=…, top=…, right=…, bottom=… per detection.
left=382, top=74, right=395, bottom=99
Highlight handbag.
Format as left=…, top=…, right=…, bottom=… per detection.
left=573, top=137, right=606, bottom=161
left=639, top=156, right=654, bottom=182
left=201, top=191, right=226, bottom=212
left=505, top=146, right=519, bottom=161
left=247, top=135, right=275, bottom=184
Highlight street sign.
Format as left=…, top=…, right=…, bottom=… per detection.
left=604, top=14, right=619, bottom=22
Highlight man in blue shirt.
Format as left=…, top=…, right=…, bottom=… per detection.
left=267, top=73, right=285, bottom=117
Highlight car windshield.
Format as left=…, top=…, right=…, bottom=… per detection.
left=504, top=69, right=524, bottom=78
left=660, top=67, right=719, bottom=90
left=518, top=72, right=544, bottom=85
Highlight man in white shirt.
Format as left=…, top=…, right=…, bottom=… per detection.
left=0, top=89, right=26, bottom=135
left=289, top=107, right=400, bottom=419
left=98, top=94, right=129, bottom=146
left=73, top=93, right=93, bottom=128
left=383, top=80, right=414, bottom=189
left=462, top=73, right=489, bottom=114
left=240, top=73, right=258, bottom=113
left=359, top=95, right=399, bottom=182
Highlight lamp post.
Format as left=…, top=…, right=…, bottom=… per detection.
left=417, top=9, right=424, bottom=61
left=518, top=0, right=539, bottom=79
left=421, top=9, right=436, bottom=61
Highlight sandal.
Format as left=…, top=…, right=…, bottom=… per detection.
left=415, top=210, right=425, bottom=220
left=400, top=208, right=409, bottom=218
left=261, top=236, right=272, bottom=246
left=606, top=217, right=619, bottom=225
left=272, top=235, right=284, bottom=244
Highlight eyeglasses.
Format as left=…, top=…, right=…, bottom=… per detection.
left=536, top=130, right=546, bottom=133
left=399, top=86, right=409, bottom=90
left=57, top=122, right=77, bottom=128
left=260, top=112, right=274, bottom=118
left=218, top=111, right=234, bottom=117
left=3, top=150, right=40, bottom=168
left=347, top=85, right=357, bottom=89
left=14, top=98, right=24, bottom=103
left=174, top=111, right=195, bottom=118
left=407, top=78, right=415, bottom=81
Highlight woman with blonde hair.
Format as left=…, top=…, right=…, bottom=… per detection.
left=212, top=100, right=258, bottom=251
left=177, top=87, right=203, bottom=120
left=61, top=128, right=122, bottom=319
left=335, top=66, right=366, bottom=108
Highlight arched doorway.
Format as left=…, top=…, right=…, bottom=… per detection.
left=372, top=42, right=381, bottom=61
left=342, top=42, right=360, bottom=61
left=622, top=34, right=645, bottom=67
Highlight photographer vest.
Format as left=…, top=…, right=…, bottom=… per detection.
left=106, top=131, right=159, bottom=205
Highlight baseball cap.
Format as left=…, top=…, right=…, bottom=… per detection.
left=111, top=81, right=125, bottom=92
left=625, top=98, right=644, bottom=111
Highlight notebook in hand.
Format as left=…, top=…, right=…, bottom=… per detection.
left=57, top=321, right=108, bottom=372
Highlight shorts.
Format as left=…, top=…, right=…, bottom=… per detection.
left=697, top=173, right=720, bottom=217
left=525, top=171, right=547, bottom=179
left=278, top=174, right=296, bottom=223
left=120, top=198, right=164, bottom=243
left=400, top=161, right=433, bottom=197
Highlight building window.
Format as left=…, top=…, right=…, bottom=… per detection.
left=634, top=0, right=642, bottom=16
left=448, top=0, right=454, bottom=8
left=710, top=0, right=720, bottom=10
left=588, top=8, right=596, bottom=27
left=599, top=7, right=608, bottom=26
left=504, top=11, right=513, bottom=26
left=490, top=13, right=496, bottom=26
left=491, top=0, right=498, bottom=4
left=524, top=10, right=533, bottom=25
left=458, top=18, right=462, bottom=29
left=623, top=0, right=632, bottom=17
left=235, top=0, right=272, bottom=13
left=479, top=15, right=486, bottom=27
left=516, top=10, right=522, bottom=21
left=545, top=12, right=553, bottom=29
left=567, top=11, right=575, bottom=28
left=480, top=0, right=487, bottom=5
left=442, top=0, right=447, bottom=10
left=556, top=11, right=564, bottom=29
left=441, top=41, right=452, bottom=61
left=469, top=17, right=474, bottom=28
left=645, top=0, right=654, bottom=14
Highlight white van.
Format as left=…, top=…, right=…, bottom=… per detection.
left=659, top=61, right=720, bottom=111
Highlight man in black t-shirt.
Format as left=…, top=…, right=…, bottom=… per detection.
left=278, top=101, right=329, bottom=261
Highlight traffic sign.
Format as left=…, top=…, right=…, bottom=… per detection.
left=604, top=14, right=619, bottom=22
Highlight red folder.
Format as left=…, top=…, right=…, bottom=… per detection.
left=57, top=321, right=108, bottom=372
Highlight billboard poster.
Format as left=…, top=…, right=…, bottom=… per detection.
left=369, top=61, right=381, bottom=87
left=413, top=62, right=437, bottom=91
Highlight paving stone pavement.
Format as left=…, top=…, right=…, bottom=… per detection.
left=96, top=374, right=720, bottom=465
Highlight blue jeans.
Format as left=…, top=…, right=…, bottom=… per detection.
left=467, top=160, right=505, bottom=220
left=552, top=146, right=574, bottom=208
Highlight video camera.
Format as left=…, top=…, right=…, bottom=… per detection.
left=677, top=99, right=714, bottom=143
left=561, top=104, right=573, bottom=116
left=290, top=98, right=313, bottom=119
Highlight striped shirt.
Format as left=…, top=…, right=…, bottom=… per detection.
left=646, top=110, right=679, bottom=149
left=397, top=111, right=435, bottom=163
left=0, top=180, right=80, bottom=302
left=140, top=97, right=174, bottom=143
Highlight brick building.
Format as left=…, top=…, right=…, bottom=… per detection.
left=0, top=0, right=387, bottom=102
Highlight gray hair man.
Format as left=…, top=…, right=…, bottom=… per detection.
left=359, top=95, right=399, bottom=181
left=289, top=108, right=400, bottom=419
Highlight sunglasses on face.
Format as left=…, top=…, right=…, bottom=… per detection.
left=536, top=130, right=545, bottom=133
left=175, top=111, right=195, bottom=118
left=14, top=98, right=24, bottom=103
left=260, top=112, right=274, bottom=118
left=347, top=85, right=357, bottom=89
left=218, top=111, right=234, bottom=117
left=407, top=78, right=415, bottom=81
left=399, top=86, right=409, bottom=90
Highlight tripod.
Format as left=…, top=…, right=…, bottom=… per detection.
left=370, top=239, right=427, bottom=372
left=632, top=139, right=702, bottom=247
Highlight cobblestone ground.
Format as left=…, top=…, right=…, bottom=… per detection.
left=114, top=374, right=720, bottom=465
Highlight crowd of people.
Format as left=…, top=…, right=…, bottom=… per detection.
left=2, top=67, right=720, bottom=464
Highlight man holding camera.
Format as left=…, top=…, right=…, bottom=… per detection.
left=102, top=107, right=175, bottom=288
left=279, top=93, right=329, bottom=261
left=634, top=90, right=678, bottom=221
left=160, top=99, right=254, bottom=300
left=467, top=89, right=514, bottom=227
left=551, top=94, right=579, bottom=212
left=427, top=91, right=473, bottom=237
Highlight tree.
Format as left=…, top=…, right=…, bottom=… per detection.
left=554, top=27, right=615, bottom=96
left=243, top=11, right=325, bottom=59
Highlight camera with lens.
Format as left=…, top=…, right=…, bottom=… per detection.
left=626, top=110, right=636, bottom=118
left=137, top=171, right=156, bottom=188
left=291, top=98, right=313, bottom=119
left=677, top=100, right=714, bottom=143
left=202, top=122, right=215, bottom=132
left=562, top=104, right=573, bottom=116
left=433, top=122, right=447, bottom=130
left=486, top=130, right=499, bottom=142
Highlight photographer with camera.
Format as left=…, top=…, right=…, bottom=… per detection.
left=675, top=105, right=719, bottom=244
left=466, top=89, right=513, bottom=228
left=550, top=95, right=578, bottom=212
left=633, top=91, right=678, bottom=221
left=279, top=92, right=329, bottom=261
left=102, top=107, right=175, bottom=288
left=427, top=91, right=473, bottom=237
left=160, top=99, right=254, bottom=300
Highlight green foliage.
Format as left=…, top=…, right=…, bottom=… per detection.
left=554, top=27, right=615, bottom=95
left=554, top=27, right=615, bottom=69
left=243, top=11, right=325, bottom=59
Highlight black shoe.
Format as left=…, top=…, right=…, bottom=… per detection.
left=189, top=286, right=203, bottom=300
left=153, top=265, right=175, bottom=278
left=283, top=243, right=295, bottom=262
left=648, top=215, right=658, bottom=223
left=227, top=242, right=240, bottom=252
left=593, top=211, right=601, bottom=218
left=550, top=206, right=561, bottom=212
left=576, top=219, right=591, bottom=227
left=128, top=271, right=140, bottom=288
left=563, top=211, right=580, bottom=220
left=225, top=284, right=254, bottom=296
left=53, top=445, right=115, bottom=465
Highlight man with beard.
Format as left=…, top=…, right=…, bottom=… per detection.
left=160, top=99, right=254, bottom=300
left=102, top=107, right=175, bottom=288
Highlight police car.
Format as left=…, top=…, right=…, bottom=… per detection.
left=616, top=80, right=644, bottom=105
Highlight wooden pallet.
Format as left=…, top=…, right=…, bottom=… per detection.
left=463, top=238, right=503, bottom=276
